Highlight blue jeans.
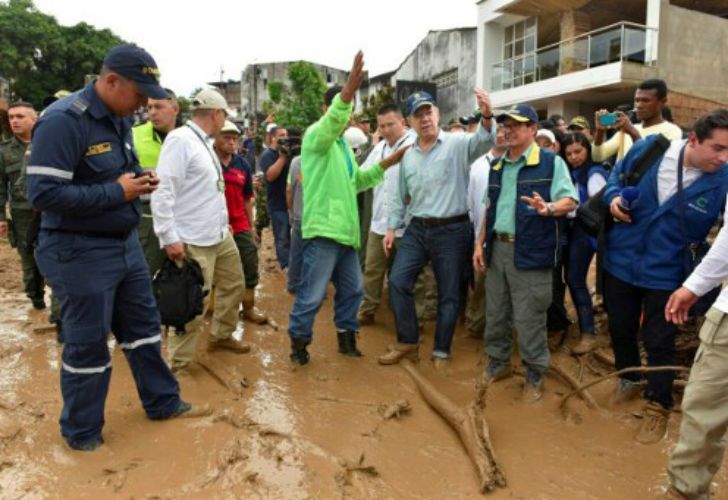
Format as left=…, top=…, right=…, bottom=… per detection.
left=566, top=224, right=596, bottom=334
left=287, top=219, right=303, bottom=293
left=269, top=209, right=291, bottom=269
left=389, top=218, right=470, bottom=357
left=288, top=237, right=363, bottom=341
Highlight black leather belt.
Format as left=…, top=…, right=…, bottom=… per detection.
left=47, top=228, right=131, bottom=240
left=413, top=213, right=469, bottom=227
left=495, top=232, right=516, bottom=243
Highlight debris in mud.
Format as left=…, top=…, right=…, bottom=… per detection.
left=402, top=360, right=506, bottom=494
left=102, top=458, right=141, bottom=493
left=377, top=399, right=411, bottom=420
left=214, top=410, right=259, bottom=430
left=201, top=439, right=249, bottom=487
left=0, top=345, right=23, bottom=359
left=32, top=324, right=58, bottom=335
left=267, top=318, right=280, bottom=331
left=335, top=452, right=380, bottom=488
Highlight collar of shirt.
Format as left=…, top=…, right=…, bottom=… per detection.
left=412, top=130, right=444, bottom=153
left=83, top=81, right=113, bottom=120
left=186, top=120, right=214, bottom=142
left=503, top=142, right=537, bottom=166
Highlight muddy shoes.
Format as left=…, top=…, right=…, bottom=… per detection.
left=485, top=359, right=513, bottom=382
left=150, top=401, right=213, bottom=420
left=357, top=311, right=375, bottom=326
left=612, top=377, right=642, bottom=405
left=337, top=330, right=362, bottom=357
left=523, top=368, right=544, bottom=404
left=66, top=435, right=104, bottom=452
left=289, top=336, right=310, bottom=365
left=378, top=343, right=419, bottom=365
left=635, top=401, right=670, bottom=444
left=206, top=337, right=251, bottom=354
left=571, top=334, right=600, bottom=355
left=242, top=288, right=268, bottom=324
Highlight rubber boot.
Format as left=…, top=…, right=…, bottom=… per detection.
left=337, top=330, right=362, bottom=357
left=290, top=336, right=310, bottom=365
left=242, top=288, right=268, bottom=324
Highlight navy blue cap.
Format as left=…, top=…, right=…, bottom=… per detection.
left=405, top=91, right=436, bottom=116
left=103, top=44, right=167, bottom=99
left=496, top=104, right=539, bottom=124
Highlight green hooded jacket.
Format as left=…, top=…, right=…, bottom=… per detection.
left=301, top=94, right=384, bottom=249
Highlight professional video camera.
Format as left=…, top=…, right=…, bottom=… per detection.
left=279, top=128, right=302, bottom=157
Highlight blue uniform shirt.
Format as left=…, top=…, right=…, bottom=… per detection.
left=27, top=81, right=143, bottom=234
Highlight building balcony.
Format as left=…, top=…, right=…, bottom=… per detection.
left=490, top=22, right=657, bottom=92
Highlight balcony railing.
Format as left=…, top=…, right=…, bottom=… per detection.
left=491, top=22, right=658, bottom=91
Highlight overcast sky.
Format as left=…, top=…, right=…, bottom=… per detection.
left=34, top=0, right=478, bottom=97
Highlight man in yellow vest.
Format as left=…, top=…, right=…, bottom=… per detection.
left=132, top=89, right=179, bottom=275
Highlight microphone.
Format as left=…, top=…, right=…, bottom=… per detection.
left=619, top=187, right=641, bottom=212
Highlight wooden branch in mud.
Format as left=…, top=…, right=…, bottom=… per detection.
left=401, top=360, right=506, bottom=494
left=559, top=365, right=689, bottom=412
left=549, top=362, right=599, bottom=410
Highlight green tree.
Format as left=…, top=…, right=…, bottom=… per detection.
left=263, top=61, right=326, bottom=130
left=0, top=0, right=125, bottom=107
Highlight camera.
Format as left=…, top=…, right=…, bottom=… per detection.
left=278, top=129, right=302, bottom=157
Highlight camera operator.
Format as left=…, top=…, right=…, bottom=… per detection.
left=259, top=126, right=292, bottom=270
left=593, top=79, right=682, bottom=163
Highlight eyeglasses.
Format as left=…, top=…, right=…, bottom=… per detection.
left=502, top=122, right=529, bottom=131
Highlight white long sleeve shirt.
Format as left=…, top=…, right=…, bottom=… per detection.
left=362, top=130, right=415, bottom=237
left=468, top=152, right=495, bottom=240
left=683, top=195, right=728, bottom=313
left=151, top=120, right=229, bottom=247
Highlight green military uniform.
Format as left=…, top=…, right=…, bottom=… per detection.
left=0, top=135, right=46, bottom=307
left=131, top=121, right=166, bottom=276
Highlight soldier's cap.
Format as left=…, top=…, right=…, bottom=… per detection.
left=405, top=91, right=436, bottom=116
left=496, top=104, right=538, bottom=124
left=192, top=88, right=235, bottom=117
left=568, top=116, right=591, bottom=130
left=220, top=120, right=241, bottom=135
left=103, top=44, right=167, bottom=99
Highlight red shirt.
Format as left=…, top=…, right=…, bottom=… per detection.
left=221, top=154, right=254, bottom=233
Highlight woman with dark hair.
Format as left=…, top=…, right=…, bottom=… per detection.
left=563, top=132, right=609, bottom=354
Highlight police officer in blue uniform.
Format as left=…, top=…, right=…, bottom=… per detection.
left=26, top=44, right=207, bottom=451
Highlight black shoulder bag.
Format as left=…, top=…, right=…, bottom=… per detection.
left=576, top=134, right=671, bottom=237
left=152, top=257, right=207, bottom=333
left=676, top=145, right=721, bottom=316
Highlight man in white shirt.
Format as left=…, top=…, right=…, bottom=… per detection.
left=152, top=89, right=248, bottom=372
left=356, top=105, right=413, bottom=323
left=662, top=111, right=728, bottom=499
left=593, top=79, right=683, bottom=163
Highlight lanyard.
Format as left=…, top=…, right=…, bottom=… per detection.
left=186, top=123, right=225, bottom=192
left=380, top=135, right=408, bottom=162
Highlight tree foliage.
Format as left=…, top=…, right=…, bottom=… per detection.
left=263, top=61, right=326, bottom=130
left=0, top=0, right=125, bottom=108
left=359, top=83, right=396, bottom=126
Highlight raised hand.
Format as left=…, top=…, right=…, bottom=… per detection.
left=341, top=51, right=365, bottom=104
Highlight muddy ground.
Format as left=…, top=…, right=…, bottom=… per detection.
left=0, top=233, right=726, bottom=500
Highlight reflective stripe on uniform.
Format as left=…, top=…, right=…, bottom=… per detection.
left=118, top=334, right=161, bottom=350
left=26, top=166, right=74, bottom=180
left=62, top=361, right=112, bottom=374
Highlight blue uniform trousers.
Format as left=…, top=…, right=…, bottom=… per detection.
left=35, top=229, right=181, bottom=445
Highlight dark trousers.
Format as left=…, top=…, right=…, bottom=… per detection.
left=603, top=270, right=677, bottom=409
left=269, top=209, right=291, bottom=270
left=389, top=218, right=470, bottom=356
left=36, top=230, right=181, bottom=444
left=566, top=225, right=596, bottom=334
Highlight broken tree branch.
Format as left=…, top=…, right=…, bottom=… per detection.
left=549, top=362, right=599, bottom=410
left=401, top=360, right=506, bottom=494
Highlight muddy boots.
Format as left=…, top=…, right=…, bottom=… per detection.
left=242, top=288, right=268, bottom=324
left=635, top=401, right=671, bottom=444
left=290, top=336, right=310, bottom=365
left=337, top=330, right=362, bottom=357
left=378, top=343, right=419, bottom=365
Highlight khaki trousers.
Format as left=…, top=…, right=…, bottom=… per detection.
left=668, top=307, right=728, bottom=500
left=167, top=232, right=245, bottom=369
left=358, top=231, right=433, bottom=322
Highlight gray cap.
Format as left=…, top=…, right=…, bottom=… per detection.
left=192, top=88, right=234, bottom=116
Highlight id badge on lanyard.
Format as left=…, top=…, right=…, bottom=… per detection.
left=186, top=123, right=225, bottom=193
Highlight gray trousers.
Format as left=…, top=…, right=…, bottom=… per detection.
left=484, top=240, right=551, bottom=374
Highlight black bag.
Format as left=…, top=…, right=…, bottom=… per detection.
left=676, top=146, right=721, bottom=316
left=576, top=134, right=671, bottom=236
left=152, top=257, right=206, bottom=333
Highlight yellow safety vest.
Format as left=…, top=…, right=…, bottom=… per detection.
left=132, top=121, right=163, bottom=168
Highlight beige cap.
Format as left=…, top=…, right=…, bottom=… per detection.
left=220, top=120, right=240, bottom=135
left=192, top=88, right=234, bottom=116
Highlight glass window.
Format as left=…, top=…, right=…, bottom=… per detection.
left=515, top=21, right=524, bottom=39
left=515, top=39, right=524, bottom=56
left=505, top=25, right=513, bottom=42
left=525, top=36, right=535, bottom=53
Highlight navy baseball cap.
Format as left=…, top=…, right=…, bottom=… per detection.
left=496, top=104, right=539, bottom=124
left=103, top=44, right=167, bottom=99
left=405, top=91, right=436, bottom=116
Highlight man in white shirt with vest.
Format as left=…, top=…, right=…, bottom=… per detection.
left=152, top=89, right=248, bottom=372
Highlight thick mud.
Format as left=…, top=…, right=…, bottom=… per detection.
left=0, top=235, right=726, bottom=499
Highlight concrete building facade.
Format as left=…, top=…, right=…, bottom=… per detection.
left=476, top=0, right=728, bottom=129
left=208, top=80, right=241, bottom=117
